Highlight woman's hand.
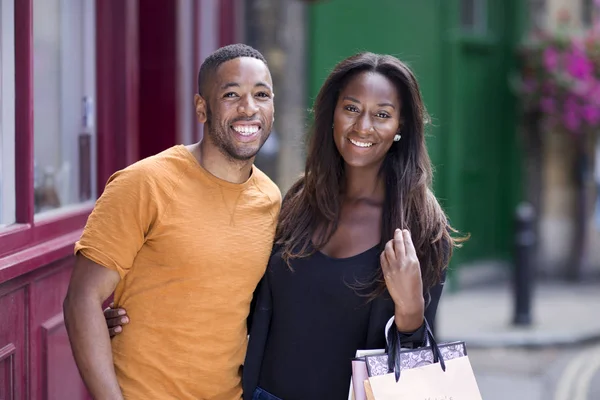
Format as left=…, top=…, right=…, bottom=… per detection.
left=380, top=229, right=425, bottom=332
left=104, top=303, right=129, bottom=338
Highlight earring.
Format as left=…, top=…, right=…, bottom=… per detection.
left=393, top=134, right=402, bottom=142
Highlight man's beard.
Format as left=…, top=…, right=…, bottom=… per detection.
left=204, top=106, right=259, bottom=162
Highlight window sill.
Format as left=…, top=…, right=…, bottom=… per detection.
left=0, top=204, right=93, bottom=259
left=34, top=201, right=95, bottom=223
left=0, top=229, right=82, bottom=285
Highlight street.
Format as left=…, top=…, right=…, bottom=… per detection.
left=436, top=280, right=600, bottom=399
left=469, top=340, right=600, bottom=399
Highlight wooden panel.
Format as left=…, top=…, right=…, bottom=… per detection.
left=0, top=344, right=16, bottom=400
left=29, top=259, right=88, bottom=400
left=42, top=314, right=85, bottom=400
left=0, top=287, right=27, bottom=400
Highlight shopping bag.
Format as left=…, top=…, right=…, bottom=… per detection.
left=364, top=379, right=376, bottom=400
left=348, top=335, right=465, bottom=398
left=348, top=349, right=385, bottom=400
left=361, top=320, right=482, bottom=399
left=367, top=356, right=482, bottom=399
left=363, top=341, right=467, bottom=377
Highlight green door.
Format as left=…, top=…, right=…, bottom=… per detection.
left=442, top=0, right=523, bottom=266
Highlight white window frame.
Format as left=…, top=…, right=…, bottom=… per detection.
left=0, top=0, right=16, bottom=227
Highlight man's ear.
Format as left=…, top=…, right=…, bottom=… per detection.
left=195, top=94, right=208, bottom=124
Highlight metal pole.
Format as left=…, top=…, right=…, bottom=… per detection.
left=513, top=202, right=536, bottom=326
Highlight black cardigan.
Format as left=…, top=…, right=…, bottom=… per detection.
left=242, top=267, right=445, bottom=400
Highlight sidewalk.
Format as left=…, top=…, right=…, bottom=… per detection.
left=436, top=280, right=600, bottom=348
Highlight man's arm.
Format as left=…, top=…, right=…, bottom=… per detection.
left=63, top=255, right=122, bottom=400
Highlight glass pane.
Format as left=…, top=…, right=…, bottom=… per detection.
left=460, top=0, right=487, bottom=35
left=33, top=0, right=97, bottom=216
left=0, top=0, right=16, bottom=227
left=461, top=0, right=476, bottom=28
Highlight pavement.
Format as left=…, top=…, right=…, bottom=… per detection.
left=466, top=342, right=600, bottom=400
left=437, top=280, right=600, bottom=348
left=436, top=280, right=600, bottom=399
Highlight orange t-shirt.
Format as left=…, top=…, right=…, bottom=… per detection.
left=74, top=145, right=281, bottom=399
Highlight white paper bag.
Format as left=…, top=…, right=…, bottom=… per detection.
left=367, top=356, right=482, bottom=400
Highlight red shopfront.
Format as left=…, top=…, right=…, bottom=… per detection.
left=0, top=0, right=237, bottom=398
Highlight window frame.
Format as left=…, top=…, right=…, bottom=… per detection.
left=0, top=0, right=139, bottom=284
left=0, top=0, right=16, bottom=228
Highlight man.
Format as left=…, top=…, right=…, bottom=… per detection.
left=63, top=44, right=281, bottom=400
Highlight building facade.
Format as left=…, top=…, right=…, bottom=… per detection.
left=0, top=0, right=240, bottom=397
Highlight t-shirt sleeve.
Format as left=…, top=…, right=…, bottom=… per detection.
left=74, top=165, right=160, bottom=279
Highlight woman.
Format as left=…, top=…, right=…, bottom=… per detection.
left=106, top=52, right=464, bottom=400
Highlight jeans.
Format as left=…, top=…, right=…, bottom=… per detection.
left=252, top=387, right=283, bottom=400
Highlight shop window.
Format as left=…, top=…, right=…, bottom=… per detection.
left=461, top=0, right=488, bottom=35
left=33, top=0, right=97, bottom=217
left=0, top=0, right=16, bottom=228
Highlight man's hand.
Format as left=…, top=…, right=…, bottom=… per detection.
left=63, top=255, right=124, bottom=400
left=380, top=229, right=425, bottom=332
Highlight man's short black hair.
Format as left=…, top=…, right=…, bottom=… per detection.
left=197, top=43, right=268, bottom=97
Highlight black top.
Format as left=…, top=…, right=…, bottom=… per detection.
left=243, top=245, right=445, bottom=400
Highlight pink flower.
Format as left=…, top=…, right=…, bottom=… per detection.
left=543, top=47, right=560, bottom=70
left=588, top=83, right=600, bottom=105
left=582, top=105, right=600, bottom=124
left=540, top=97, right=556, bottom=113
left=565, top=48, right=594, bottom=79
left=573, top=77, right=594, bottom=96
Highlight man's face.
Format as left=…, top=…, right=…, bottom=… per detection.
left=197, top=57, right=274, bottom=162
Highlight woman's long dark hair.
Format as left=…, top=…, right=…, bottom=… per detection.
left=275, top=52, right=466, bottom=293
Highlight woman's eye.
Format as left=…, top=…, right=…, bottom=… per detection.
left=345, top=105, right=359, bottom=112
left=376, top=112, right=390, bottom=118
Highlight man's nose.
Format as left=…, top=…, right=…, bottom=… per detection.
left=237, top=94, right=259, bottom=116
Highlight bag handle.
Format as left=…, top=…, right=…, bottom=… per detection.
left=386, top=319, right=446, bottom=382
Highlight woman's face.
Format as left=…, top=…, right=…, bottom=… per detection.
left=333, top=71, right=402, bottom=170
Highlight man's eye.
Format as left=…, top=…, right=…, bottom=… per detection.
left=224, top=92, right=238, bottom=98
left=256, top=92, right=271, bottom=98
